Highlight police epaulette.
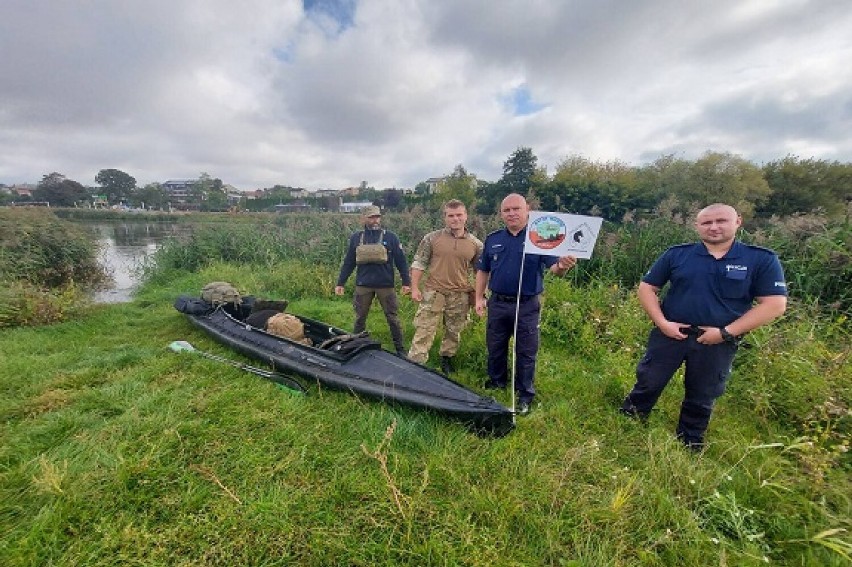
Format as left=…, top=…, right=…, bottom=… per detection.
left=485, top=229, right=504, bottom=238
left=742, top=243, right=776, bottom=254
left=667, top=242, right=693, bottom=249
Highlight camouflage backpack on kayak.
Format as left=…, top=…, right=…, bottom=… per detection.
left=201, top=281, right=242, bottom=307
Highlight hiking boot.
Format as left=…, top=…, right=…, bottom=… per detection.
left=678, top=434, right=706, bottom=454
left=483, top=380, right=506, bottom=390
left=517, top=401, right=532, bottom=416
left=619, top=403, right=649, bottom=423
left=440, top=356, right=454, bottom=375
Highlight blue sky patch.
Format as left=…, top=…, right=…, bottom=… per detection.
left=505, top=85, right=547, bottom=116
left=272, top=44, right=294, bottom=63
left=304, top=0, right=356, bottom=33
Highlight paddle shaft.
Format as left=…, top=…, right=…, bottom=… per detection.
left=186, top=346, right=307, bottom=394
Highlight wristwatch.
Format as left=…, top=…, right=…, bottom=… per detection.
left=719, top=327, right=737, bottom=343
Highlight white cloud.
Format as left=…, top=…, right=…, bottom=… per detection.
left=1, top=0, right=850, bottom=190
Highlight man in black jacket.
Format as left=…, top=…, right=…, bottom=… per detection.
left=335, top=205, right=411, bottom=355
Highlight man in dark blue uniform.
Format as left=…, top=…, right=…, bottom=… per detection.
left=620, top=203, right=787, bottom=451
left=474, top=193, right=576, bottom=415
left=336, top=205, right=411, bottom=356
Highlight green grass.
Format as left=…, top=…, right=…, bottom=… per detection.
left=1, top=261, right=849, bottom=566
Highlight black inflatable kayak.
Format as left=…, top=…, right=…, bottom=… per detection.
left=175, top=298, right=514, bottom=436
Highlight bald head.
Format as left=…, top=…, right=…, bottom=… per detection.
left=697, top=203, right=738, bottom=220
left=500, top=193, right=529, bottom=234
left=695, top=203, right=741, bottom=248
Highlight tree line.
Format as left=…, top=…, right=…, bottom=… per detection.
left=462, top=148, right=852, bottom=221
left=3, top=150, right=851, bottom=219
left=3, top=171, right=232, bottom=211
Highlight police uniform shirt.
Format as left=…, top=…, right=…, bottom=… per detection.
left=477, top=227, right=557, bottom=296
left=643, top=241, right=787, bottom=328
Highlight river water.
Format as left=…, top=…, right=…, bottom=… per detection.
left=84, top=221, right=189, bottom=303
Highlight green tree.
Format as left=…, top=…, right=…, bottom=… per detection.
left=553, top=154, right=638, bottom=189
left=438, top=164, right=477, bottom=207
left=381, top=188, right=403, bottom=210
left=194, top=172, right=228, bottom=211
left=359, top=187, right=380, bottom=203
left=95, top=168, right=136, bottom=205
left=759, top=156, right=852, bottom=217
left=474, top=180, right=501, bottom=215
left=540, top=155, right=648, bottom=219
left=687, top=152, right=769, bottom=218
left=636, top=154, right=692, bottom=211
left=636, top=152, right=768, bottom=219
left=476, top=147, right=541, bottom=214
left=134, top=182, right=168, bottom=210
left=414, top=182, right=429, bottom=195
left=536, top=179, right=649, bottom=220
left=500, top=146, right=538, bottom=196
left=33, top=173, right=89, bottom=207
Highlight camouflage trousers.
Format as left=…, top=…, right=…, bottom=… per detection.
left=408, top=289, right=471, bottom=364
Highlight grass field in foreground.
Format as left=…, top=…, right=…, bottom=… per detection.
left=0, top=263, right=849, bottom=566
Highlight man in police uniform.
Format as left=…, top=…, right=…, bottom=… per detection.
left=408, top=199, right=483, bottom=374
left=335, top=205, right=411, bottom=356
left=474, top=193, right=576, bottom=415
left=620, top=203, right=787, bottom=451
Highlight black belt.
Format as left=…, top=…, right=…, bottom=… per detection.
left=679, top=324, right=744, bottom=344
left=679, top=325, right=705, bottom=337
left=492, top=293, right=536, bottom=303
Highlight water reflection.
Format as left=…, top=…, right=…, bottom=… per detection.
left=84, top=221, right=189, bottom=303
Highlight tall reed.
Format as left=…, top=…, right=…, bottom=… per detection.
left=145, top=210, right=852, bottom=316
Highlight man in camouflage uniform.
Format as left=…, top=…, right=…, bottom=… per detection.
left=408, top=199, right=483, bottom=374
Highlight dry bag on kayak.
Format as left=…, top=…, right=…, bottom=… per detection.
left=266, top=313, right=312, bottom=346
left=201, top=281, right=242, bottom=307
left=174, top=295, right=214, bottom=315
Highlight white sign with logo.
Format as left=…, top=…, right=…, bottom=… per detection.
left=523, top=211, right=604, bottom=259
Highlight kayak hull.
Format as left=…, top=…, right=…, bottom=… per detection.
left=181, top=304, right=514, bottom=436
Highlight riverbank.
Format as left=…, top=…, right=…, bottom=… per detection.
left=1, top=259, right=849, bottom=565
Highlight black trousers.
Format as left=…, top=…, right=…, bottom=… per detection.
left=622, top=328, right=738, bottom=445
left=485, top=294, right=541, bottom=404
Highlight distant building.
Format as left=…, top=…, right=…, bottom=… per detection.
left=339, top=201, right=375, bottom=213
left=424, top=177, right=446, bottom=194
left=274, top=203, right=312, bottom=213
left=222, top=184, right=243, bottom=206
left=161, top=179, right=195, bottom=199
left=339, top=186, right=361, bottom=197
left=161, top=179, right=198, bottom=210
left=11, top=185, right=34, bottom=199
left=91, top=194, right=109, bottom=209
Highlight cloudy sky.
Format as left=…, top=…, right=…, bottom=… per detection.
left=2, top=0, right=850, bottom=191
